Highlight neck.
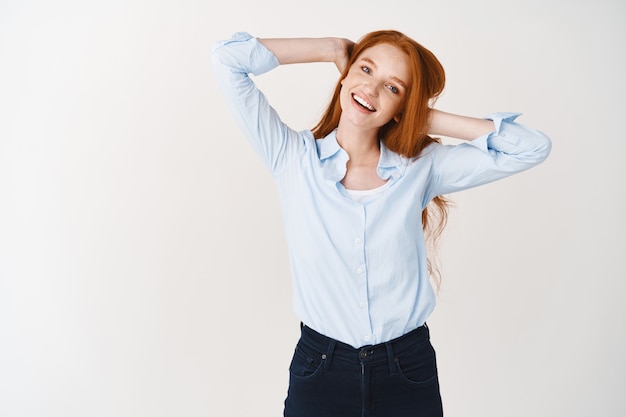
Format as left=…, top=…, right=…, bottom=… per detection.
left=335, top=121, right=380, bottom=164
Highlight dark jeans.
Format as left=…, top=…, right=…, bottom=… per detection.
left=284, top=324, right=443, bottom=417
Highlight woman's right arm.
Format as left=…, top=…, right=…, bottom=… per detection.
left=211, top=33, right=351, bottom=174
left=259, top=37, right=353, bottom=72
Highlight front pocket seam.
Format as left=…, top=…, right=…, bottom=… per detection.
left=395, top=359, right=438, bottom=385
left=289, top=347, right=325, bottom=380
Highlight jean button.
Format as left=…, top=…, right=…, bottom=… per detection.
left=360, top=350, right=367, bottom=359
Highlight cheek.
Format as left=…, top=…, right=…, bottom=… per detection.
left=394, top=96, right=407, bottom=113
left=339, top=88, right=352, bottom=111
left=383, top=96, right=403, bottom=115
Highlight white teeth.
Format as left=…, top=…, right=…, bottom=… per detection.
left=353, top=94, right=375, bottom=111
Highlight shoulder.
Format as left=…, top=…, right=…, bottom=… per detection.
left=407, top=141, right=441, bottom=166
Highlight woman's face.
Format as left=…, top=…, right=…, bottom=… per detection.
left=339, top=43, right=410, bottom=132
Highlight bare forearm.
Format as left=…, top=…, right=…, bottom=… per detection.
left=259, top=37, right=353, bottom=71
left=428, top=109, right=495, bottom=140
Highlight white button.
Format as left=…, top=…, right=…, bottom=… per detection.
left=364, top=335, right=371, bottom=342
left=356, top=267, right=364, bottom=274
left=354, top=237, right=362, bottom=244
left=359, top=302, right=365, bottom=309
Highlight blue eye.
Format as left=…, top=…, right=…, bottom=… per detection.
left=387, top=85, right=399, bottom=94
left=361, top=66, right=371, bottom=74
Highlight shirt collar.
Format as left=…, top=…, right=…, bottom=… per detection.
left=315, top=129, right=406, bottom=181
left=379, top=140, right=402, bottom=165
left=316, top=129, right=343, bottom=161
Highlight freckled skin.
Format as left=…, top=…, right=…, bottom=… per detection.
left=339, top=43, right=410, bottom=133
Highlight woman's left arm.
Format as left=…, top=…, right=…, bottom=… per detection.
left=425, top=110, right=552, bottom=197
left=428, top=109, right=495, bottom=140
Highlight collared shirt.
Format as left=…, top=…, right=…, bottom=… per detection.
left=211, top=32, right=551, bottom=348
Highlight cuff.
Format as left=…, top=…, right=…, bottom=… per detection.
left=212, top=31, right=280, bottom=76
left=467, top=112, right=522, bottom=152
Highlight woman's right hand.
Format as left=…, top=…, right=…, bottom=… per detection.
left=333, top=37, right=354, bottom=73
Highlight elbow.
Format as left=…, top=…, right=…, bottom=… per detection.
left=533, top=131, right=552, bottom=164
left=210, top=42, right=228, bottom=68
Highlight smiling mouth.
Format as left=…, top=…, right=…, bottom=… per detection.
left=352, top=94, right=376, bottom=112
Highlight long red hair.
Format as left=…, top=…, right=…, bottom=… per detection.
left=312, top=30, right=450, bottom=286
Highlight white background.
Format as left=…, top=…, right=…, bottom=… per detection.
left=1, top=0, right=624, bottom=416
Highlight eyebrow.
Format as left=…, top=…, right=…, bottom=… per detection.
left=360, top=57, right=408, bottom=89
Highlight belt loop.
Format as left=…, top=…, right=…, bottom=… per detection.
left=385, top=341, right=396, bottom=375
left=324, top=340, right=336, bottom=371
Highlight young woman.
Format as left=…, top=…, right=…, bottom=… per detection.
left=211, top=30, right=551, bottom=417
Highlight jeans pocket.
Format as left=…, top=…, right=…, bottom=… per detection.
left=289, top=344, right=324, bottom=379
left=395, top=342, right=439, bottom=386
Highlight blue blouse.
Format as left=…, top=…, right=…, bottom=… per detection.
left=211, top=32, right=551, bottom=348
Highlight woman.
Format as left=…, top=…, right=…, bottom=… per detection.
left=211, top=30, right=551, bottom=417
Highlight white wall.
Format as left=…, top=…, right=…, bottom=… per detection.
left=1, top=0, right=624, bottom=416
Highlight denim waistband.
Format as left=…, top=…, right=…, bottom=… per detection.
left=298, top=323, right=430, bottom=373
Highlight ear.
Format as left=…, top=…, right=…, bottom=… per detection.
left=394, top=114, right=401, bottom=123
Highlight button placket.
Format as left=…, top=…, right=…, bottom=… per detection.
left=354, top=205, right=372, bottom=346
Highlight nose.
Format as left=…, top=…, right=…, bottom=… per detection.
left=363, top=80, right=381, bottom=97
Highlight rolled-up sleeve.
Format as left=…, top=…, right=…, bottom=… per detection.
left=428, top=112, right=552, bottom=197
left=210, top=32, right=306, bottom=174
